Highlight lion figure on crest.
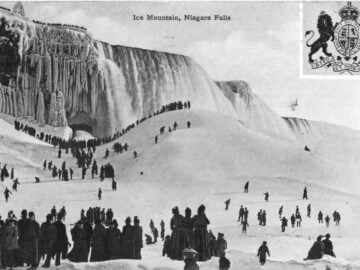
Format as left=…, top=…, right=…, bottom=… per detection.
left=305, top=11, right=337, bottom=63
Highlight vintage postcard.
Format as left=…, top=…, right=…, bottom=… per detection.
left=0, top=1, right=358, bottom=270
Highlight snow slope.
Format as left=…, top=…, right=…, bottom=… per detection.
left=0, top=109, right=360, bottom=270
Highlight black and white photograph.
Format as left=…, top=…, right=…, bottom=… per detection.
left=0, top=1, right=359, bottom=270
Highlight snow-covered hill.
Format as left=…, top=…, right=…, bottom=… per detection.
left=1, top=108, right=360, bottom=270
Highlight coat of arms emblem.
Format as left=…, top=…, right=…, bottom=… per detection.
left=305, top=2, right=360, bottom=74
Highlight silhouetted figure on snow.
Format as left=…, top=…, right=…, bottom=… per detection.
left=238, top=205, right=244, bottom=222
left=12, top=178, right=20, bottom=191
left=4, top=187, right=12, bottom=202
left=279, top=206, right=283, bottom=218
left=303, top=187, right=308, bottom=200
left=304, top=235, right=324, bottom=260
left=305, top=145, right=310, bottom=151
left=307, top=204, right=311, bottom=218
left=263, top=192, right=269, bottom=202
left=281, top=216, right=288, bottom=232
left=322, top=234, right=335, bottom=257
left=98, top=188, right=102, bottom=200
left=325, top=215, right=330, bottom=227
left=112, top=180, right=117, bottom=191
left=244, top=181, right=249, bottom=193
left=224, top=199, right=230, bottom=210
left=318, top=211, right=323, bottom=223
left=257, top=241, right=270, bottom=265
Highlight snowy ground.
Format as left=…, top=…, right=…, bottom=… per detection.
left=1, top=109, right=360, bottom=270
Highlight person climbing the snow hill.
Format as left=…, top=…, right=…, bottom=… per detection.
left=290, top=214, right=295, bottom=228
left=303, top=187, right=308, bottom=200
left=133, top=151, right=137, bottom=158
left=112, top=180, right=117, bottom=191
left=160, top=220, right=165, bottom=241
left=98, top=188, right=102, bottom=200
left=307, top=204, right=311, bottom=218
left=12, top=178, right=20, bottom=191
left=224, top=199, right=230, bottom=210
left=281, top=216, right=288, bottom=232
left=279, top=206, right=283, bottom=218
left=4, top=188, right=12, bottom=202
left=241, top=220, right=249, bottom=234
left=296, top=213, right=302, bottom=227
left=238, top=205, right=244, bottom=222
left=187, top=121, right=191, bottom=128
left=318, top=211, right=323, bottom=223
left=257, top=241, right=270, bottom=265
left=244, top=181, right=249, bottom=193
left=263, top=192, right=269, bottom=202
left=261, top=211, right=267, bottom=226
left=155, top=135, right=158, bottom=144
left=325, top=215, right=330, bottom=227
left=244, top=208, right=249, bottom=222
left=173, top=122, right=178, bottom=131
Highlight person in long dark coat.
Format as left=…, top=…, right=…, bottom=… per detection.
left=257, top=241, right=270, bottom=265
left=322, top=234, right=335, bottom=257
left=122, top=217, right=134, bottom=259
left=169, top=207, right=188, bottom=260
left=53, top=213, right=69, bottom=266
left=192, top=205, right=211, bottom=261
left=106, top=220, right=122, bottom=259
left=303, top=187, right=308, bottom=200
left=304, top=236, right=325, bottom=260
left=25, top=212, right=40, bottom=269
left=67, top=222, right=88, bottom=262
left=3, top=219, right=18, bottom=269
left=133, top=217, right=143, bottom=259
left=90, top=219, right=107, bottom=262
left=40, top=214, right=57, bottom=267
left=17, top=209, right=29, bottom=266
left=160, top=220, right=165, bottom=241
left=182, top=208, right=194, bottom=248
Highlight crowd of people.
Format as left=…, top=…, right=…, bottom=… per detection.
left=0, top=206, right=146, bottom=269
left=31, top=20, right=87, bottom=32
left=14, top=100, right=192, bottom=150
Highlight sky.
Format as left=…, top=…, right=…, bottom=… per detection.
left=2, top=1, right=360, bottom=130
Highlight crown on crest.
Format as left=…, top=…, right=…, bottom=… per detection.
left=339, top=2, right=359, bottom=21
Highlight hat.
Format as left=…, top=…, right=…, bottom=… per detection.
left=325, top=233, right=330, bottom=238
left=218, top=233, right=224, bottom=237
left=183, top=247, right=197, bottom=253
left=125, top=216, right=131, bottom=223
left=317, top=235, right=323, bottom=240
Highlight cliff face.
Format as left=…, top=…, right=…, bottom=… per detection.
left=0, top=6, right=238, bottom=137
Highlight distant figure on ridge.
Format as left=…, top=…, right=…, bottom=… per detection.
left=224, top=199, right=230, bottom=210
left=263, top=192, right=269, bottom=202
left=244, top=181, right=249, bottom=193
left=303, top=187, right=308, bottom=200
